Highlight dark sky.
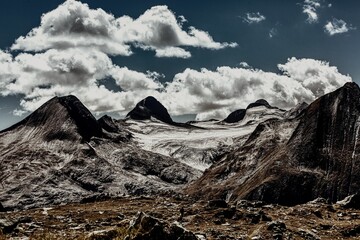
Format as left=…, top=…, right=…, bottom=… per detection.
left=0, top=0, right=359, bottom=129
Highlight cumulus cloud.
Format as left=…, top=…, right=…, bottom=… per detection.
left=243, top=12, right=266, bottom=24
left=11, top=0, right=236, bottom=58
left=324, top=18, right=355, bottom=36
left=0, top=48, right=163, bottom=114
left=302, top=0, right=321, bottom=23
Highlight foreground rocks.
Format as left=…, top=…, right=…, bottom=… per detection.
left=2, top=196, right=360, bottom=239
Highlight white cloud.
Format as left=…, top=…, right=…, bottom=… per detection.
left=0, top=50, right=18, bottom=88
left=11, top=0, right=236, bottom=58
left=243, top=12, right=266, bottom=24
left=324, top=18, right=354, bottom=36
left=302, top=0, right=321, bottom=23
left=0, top=48, right=164, bottom=114
left=155, top=47, right=191, bottom=58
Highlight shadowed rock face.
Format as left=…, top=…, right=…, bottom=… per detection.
left=186, top=82, right=360, bottom=205
left=223, top=109, right=246, bottom=123
left=286, top=82, right=360, bottom=202
left=1, top=95, right=102, bottom=142
left=127, top=96, right=173, bottom=124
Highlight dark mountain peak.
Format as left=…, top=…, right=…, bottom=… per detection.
left=343, top=81, right=360, bottom=91
left=223, top=109, right=246, bottom=123
left=127, top=96, right=173, bottom=124
left=2, top=95, right=102, bottom=141
left=223, top=99, right=276, bottom=123
left=247, top=99, right=272, bottom=109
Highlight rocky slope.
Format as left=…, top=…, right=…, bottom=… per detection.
left=186, top=82, right=360, bottom=205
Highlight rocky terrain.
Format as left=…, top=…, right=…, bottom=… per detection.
left=2, top=196, right=360, bottom=239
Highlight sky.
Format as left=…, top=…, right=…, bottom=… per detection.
left=0, top=0, right=359, bottom=129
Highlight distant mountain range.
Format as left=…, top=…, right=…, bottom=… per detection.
left=1, top=82, right=360, bottom=210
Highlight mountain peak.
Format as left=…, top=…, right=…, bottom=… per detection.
left=2, top=95, right=102, bottom=141
left=126, top=96, right=173, bottom=124
left=247, top=99, right=272, bottom=109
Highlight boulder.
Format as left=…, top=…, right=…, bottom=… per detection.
left=128, top=212, right=197, bottom=240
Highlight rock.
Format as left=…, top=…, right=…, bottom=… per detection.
left=267, top=221, right=286, bottom=232
left=0, top=216, right=32, bottom=234
left=0, top=202, right=4, bottom=212
left=223, top=109, right=246, bottom=123
left=297, top=228, right=320, bottom=240
left=341, top=225, right=360, bottom=237
left=337, top=193, right=360, bottom=209
left=128, top=212, right=197, bottom=240
left=236, top=200, right=265, bottom=208
left=247, top=99, right=273, bottom=110
left=307, top=197, right=328, bottom=205
left=86, top=228, right=118, bottom=240
left=208, top=199, right=228, bottom=209
left=267, top=221, right=287, bottom=240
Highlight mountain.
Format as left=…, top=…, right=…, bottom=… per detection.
left=0, top=95, right=199, bottom=210
left=126, top=96, right=173, bottom=124
left=223, top=99, right=284, bottom=123
left=186, top=82, right=360, bottom=205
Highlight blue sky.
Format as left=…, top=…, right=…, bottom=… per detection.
left=0, top=0, right=359, bottom=129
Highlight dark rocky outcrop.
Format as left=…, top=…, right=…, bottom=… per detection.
left=247, top=99, right=273, bottom=110
left=1, top=95, right=102, bottom=142
left=223, top=109, right=246, bottom=123
left=127, top=212, right=197, bottom=240
left=127, top=96, right=173, bottom=124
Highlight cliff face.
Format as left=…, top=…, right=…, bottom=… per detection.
left=186, top=82, right=360, bottom=205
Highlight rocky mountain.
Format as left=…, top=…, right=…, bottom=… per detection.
left=126, top=96, right=174, bottom=124
left=186, top=82, right=360, bottom=205
left=0, top=96, right=199, bottom=210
